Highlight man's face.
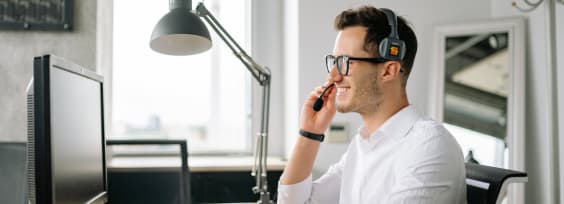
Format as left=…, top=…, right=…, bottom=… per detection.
left=330, top=26, right=384, bottom=114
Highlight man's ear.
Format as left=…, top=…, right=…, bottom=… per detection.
left=381, top=61, right=402, bottom=81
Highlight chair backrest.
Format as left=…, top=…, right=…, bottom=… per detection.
left=465, top=163, right=527, bottom=204
left=0, top=142, right=27, bottom=204
left=106, top=139, right=190, bottom=204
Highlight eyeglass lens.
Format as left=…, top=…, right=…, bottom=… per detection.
left=325, top=55, right=347, bottom=75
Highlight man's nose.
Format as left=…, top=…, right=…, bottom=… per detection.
left=328, top=65, right=343, bottom=82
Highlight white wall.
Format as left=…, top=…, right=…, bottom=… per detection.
left=97, top=0, right=114, bottom=139
left=557, top=1, right=564, bottom=202
left=284, top=0, right=354, bottom=176
left=283, top=0, right=492, bottom=177
left=492, top=1, right=562, bottom=203
left=252, top=0, right=285, bottom=156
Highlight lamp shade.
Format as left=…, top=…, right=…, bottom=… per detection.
left=150, top=8, right=212, bottom=56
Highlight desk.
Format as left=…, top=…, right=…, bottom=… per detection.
left=107, top=156, right=286, bottom=204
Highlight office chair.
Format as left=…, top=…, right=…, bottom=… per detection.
left=106, top=139, right=190, bottom=204
left=465, top=163, right=527, bottom=204
left=0, top=142, right=27, bottom=204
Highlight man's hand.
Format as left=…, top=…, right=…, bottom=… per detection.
left=300, top=82, right=337, bottom=134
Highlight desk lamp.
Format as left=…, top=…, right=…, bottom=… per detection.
left=149, top=0, right=273, bottom=203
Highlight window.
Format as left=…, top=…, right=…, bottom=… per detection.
left=112, top=0, right=252, bottom=154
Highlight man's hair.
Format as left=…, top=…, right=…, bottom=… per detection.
left=334, top=6, right=418, bottom=86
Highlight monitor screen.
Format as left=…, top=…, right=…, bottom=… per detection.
left=27, top=55, right=107, bottom=204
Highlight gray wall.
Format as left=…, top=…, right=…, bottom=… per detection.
left=0, top=1, right=97, bottom=142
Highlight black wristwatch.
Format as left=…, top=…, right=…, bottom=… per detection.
left=299, top=129, right=325, bottom=142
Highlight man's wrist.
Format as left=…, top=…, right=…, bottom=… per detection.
left=299, top=129, right=325, bottom=142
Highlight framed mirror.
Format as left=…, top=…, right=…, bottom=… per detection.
left=430, top=17, right=526, bottom=203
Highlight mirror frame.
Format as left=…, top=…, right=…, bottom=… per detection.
left=430, top=17, right=526, bottom=203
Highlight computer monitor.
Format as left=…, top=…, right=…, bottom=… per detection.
left=26, top=55, right=108, bottom=204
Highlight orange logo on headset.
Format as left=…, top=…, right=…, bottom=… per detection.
left=390, top=46, right=399, bottom=56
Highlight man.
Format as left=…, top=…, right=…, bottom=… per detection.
left=277, top=6, right=466, bottom=204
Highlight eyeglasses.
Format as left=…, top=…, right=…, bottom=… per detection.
left=325, top=55, right=398, bottom=76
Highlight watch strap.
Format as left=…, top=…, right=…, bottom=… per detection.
left=299, top=129, right=325, bottom=142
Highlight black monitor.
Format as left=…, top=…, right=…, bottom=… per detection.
left=26, top=55, right=108, bottom=204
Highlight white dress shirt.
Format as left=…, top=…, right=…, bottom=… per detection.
left=278, top=105, right=466, bottom=204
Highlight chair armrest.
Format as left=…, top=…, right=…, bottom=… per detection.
left=465, top=163, right=527, bottom=204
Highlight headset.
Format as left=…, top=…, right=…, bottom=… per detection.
left=378, top=8, right=406, bottom=61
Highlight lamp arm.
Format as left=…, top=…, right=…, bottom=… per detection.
left=196, top=2, right=273, bottom=203
left=196, top=2, right=271, bottom=85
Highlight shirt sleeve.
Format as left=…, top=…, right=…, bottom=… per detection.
left=277, top=151, right=347, bottom=204
left=385, top=124, right=466, bottom=204
left=277, top=174, right=314, bottom=204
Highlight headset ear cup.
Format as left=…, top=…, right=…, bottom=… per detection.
left=379, top=8, right=407, bottom=61
left=399, top=41, right=406, bottom=59
left=379, top=38, right=390, bottom=59
left=380, top=38, right=406, bottom=60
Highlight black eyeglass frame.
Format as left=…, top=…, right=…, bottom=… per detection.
left=325, top=54, right=403, bottom=76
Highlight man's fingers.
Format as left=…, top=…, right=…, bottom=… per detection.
left=326, top=86, right=337, bottom=110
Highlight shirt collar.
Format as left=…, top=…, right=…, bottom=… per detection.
left=358, top=105, right=421, bottom=146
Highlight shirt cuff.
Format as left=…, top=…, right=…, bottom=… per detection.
left=277, top=175, right=313, bottom=203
